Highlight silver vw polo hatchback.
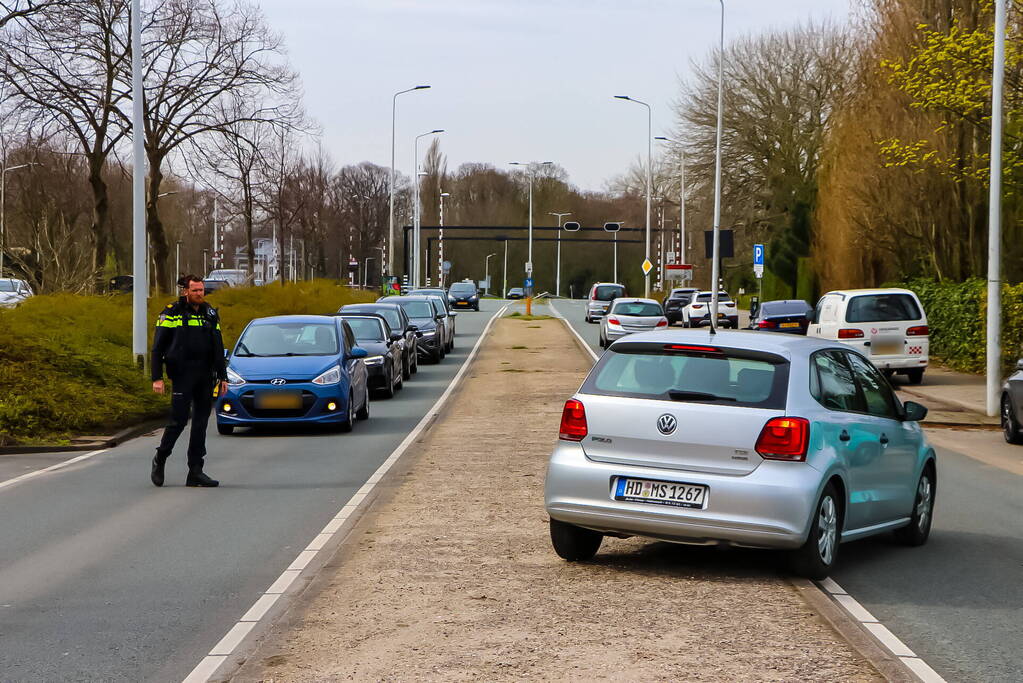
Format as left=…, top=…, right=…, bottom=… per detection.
left=544, top=329, right=937, bottom=578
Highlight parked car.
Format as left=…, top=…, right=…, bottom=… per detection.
left=1001, top=358, right=1023, bottom=445
left=0, top=278, right=33, bottom=308
left=378, top=295, right=447, bottom=362
left=507, top=287, right=525, bottom=299
left=599, top=298, right=668, bottom=348
left=337, top=303, right=418, bottom=379
left=447, top=280, right=480, bottom=311
left=749, top=299, right=813, bottom=334
left=203, top=279, right=232, bottom=294
left=807, top=288, right=929, bottom=385
left=206, top=268, right=250, bottom=287
left=337, top=314, right=404, bottom=398
left=417, top=294, right=456, bottom=352
left=216, top=315, right=370, bottom=434
left=682, top=291, right=739, bottom=329
left=544, top=329, right=937, bottom=579
left=662, top=287, right=698, bottom=326
left=585, top=282, right=627, bottom=323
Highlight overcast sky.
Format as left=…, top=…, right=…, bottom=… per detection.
left=256, top=0, right=854, bottom=192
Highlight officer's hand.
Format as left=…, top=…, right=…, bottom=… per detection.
left=153, top=380, right=165, bottom=395
left=219, top=381, right=228, bottom=397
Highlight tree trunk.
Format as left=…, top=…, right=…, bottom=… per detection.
left=146, top=154, right=170, bottom=293
left=87, top=158, right=109, bottom=292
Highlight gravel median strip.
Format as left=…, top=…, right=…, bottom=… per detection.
left=237, top=318, right=880, bottom=682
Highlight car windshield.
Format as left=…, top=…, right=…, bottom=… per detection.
left=761, top=301, right=811, bottom=316
left=344, top=317, right=386, bottom=342
left=593, top=285, right=625, bottom=301
left=235, top=322, right=339, bottom=356
left=429, top=299, right=445, bottom=315
left=583, top=348, right=787, bottom=409
left=0, top=280, right=18, bottom=292
left=449, top=283, right=475, bottom=294
left=845, top=294, right=922, bottom=323
left=397, top=301, right=434, bottom=318
left=346, top=306, right=401, bottom=330
left=695, top=292, right=731, bottom=303
left=612, top=301, right=662, bottom=316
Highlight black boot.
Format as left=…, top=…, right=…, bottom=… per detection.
left=151, top=450, right=169, bottom=487
left=186, top=470, right=219, bottom=487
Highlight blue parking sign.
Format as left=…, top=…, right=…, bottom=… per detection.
left=753, top=244, right=765, bottom=266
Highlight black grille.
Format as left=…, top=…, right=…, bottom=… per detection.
left=240, top=390, right=317, bottom=418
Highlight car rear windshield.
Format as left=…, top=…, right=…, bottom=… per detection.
left=396, top=301, right=434, bottom=318
left=612, top=301, right=662, bottom=316
left=581, top=345, right=788, bottom=409
left=845, top=294, right=921, bottom=323
left=343, top=317, right=386, bottom=342
left=761, top=301, right=811, bottom=316
left=695, top=292, right=731, bottom=303
left=449, top=283, right=475, bottom=294
left=668, top=291, right=694, bottom=300
left=236, top=322, right=339, bottom=356
left=593, top=285, right=625, bottom=301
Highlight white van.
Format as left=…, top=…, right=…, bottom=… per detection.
left=206, top=269, right=250, bottom=287
left=807, top=288, right=929, bottom=384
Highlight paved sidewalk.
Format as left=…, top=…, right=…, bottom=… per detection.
left=891, top=366, right=997, bottom=426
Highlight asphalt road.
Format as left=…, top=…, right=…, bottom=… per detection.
left=550, top=297, right=1022, bottom=682
left=0, top=300, right=505, bottom=682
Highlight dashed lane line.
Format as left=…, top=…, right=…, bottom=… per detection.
left=182, top=304, right=510, bottom=683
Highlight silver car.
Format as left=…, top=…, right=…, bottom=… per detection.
left=1001, top=358, right=1023, bottom=445
left=545, top=329, right=937, bottom=578
left=599, top=298, right=668, bottom=348
left=0, top=278, right=33, bottom=308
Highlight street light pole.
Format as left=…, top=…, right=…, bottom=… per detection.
left=549, top=211, right=571, bottom=298
left=439, top=191, right=450, bottom=287
left=503, top=239, right=508, bottom=299
left=0, top=162, right=41, bottom=278
left=413, top=129, right=443, bottom=288
left=710, top=0, right=726, bottom=324
left=484, top=252, right=496, bottom=296
left=389, top=85, right=430, bottom=283
left=987, top=0, right=1007, bottom=416
left=510, top=160, right=552, bottom=312
left=615, top=95, right=653, bottom=298
left=131, top=0, right=146, bottom=369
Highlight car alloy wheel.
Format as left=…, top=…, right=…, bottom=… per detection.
left=914, top=475, right=932, bottom=533
left=356, top=384, right=370, bottom=420
left=1002, top=395, right=1023, bottom=444
left=340, top=391, right=354, bottom=433
left=895, top=468, right=935, bottom=546
left=790, top=483, right=841, bottom=579
left=817, top=496, right=838, bottom=566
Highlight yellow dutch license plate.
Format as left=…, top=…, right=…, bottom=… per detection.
left=255, top=391, right=302, bottom=410
left=781, top=322, right=800, bottom=328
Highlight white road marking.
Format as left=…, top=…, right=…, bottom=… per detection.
left=182, top=304, right=510, bottom=683
left=818, top=578, right=947, bottom=683
left=0, top=449, right=108, bottom=491
left=548, top=300, right=599, bottom=362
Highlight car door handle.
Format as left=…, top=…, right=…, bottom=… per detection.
left=839, top=430, right=851, bottom=442
left=879, top=434, right=889, bottom=446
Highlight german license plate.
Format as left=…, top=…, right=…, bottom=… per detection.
left=255, top=390, right=302, bottom=409
left=781, top=322, right=800, bottom=328
left=872, top=341, right=902, bottom=356
left=613, top=477, right=708, bottom=509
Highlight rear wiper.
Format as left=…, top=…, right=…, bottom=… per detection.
left=667, top=390, right=736, bottom=402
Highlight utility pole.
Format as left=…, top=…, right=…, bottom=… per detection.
left=987, top=0, right=1007, bottom=416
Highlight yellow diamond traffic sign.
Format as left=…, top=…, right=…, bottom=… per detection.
left=641, top=259, right=653, bottom=275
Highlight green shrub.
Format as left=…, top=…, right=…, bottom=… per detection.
left=0, top=280, right=374, bottom=445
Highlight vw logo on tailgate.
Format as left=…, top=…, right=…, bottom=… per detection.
left=656, top=414, right=677, bottom=435
left=270, top=378, right=287, bottom=386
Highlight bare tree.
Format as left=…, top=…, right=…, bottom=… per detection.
left=0, top=0, right=61, bottom=30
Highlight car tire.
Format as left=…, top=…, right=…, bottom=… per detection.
left=395, top=364, right=404, bottom=391
left=412, top=352, right=419, bottom=374
left=894, top=465, right=935, bottom=546
left=549, top=518, right=602, bottom=561
left=380, top=369, right=396, bottom=398
left=217, top=423, right=234, bottom=435
left=340, top=391, right=355, bottom=433
left=598, top=334, right=606, bottom=349
left=402, top=355, right=412, bottom=381
left=356, top=385, right=370, bottom=420
left=1001, top=394, right=1023, bottom=444
left=789, top=483, right=842, bottom=580
left=881, top=369, right=896, bottom=380
left=432, top=348, right=443, bottom=363
left=905, top=368, right=924, bottom=385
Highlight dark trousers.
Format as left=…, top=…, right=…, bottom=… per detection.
left=157, top=369, right=214, bottom=471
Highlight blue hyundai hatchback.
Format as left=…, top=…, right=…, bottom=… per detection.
left=216, top=315, right=370, bottom=434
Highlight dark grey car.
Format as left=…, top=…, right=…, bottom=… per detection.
left=1001, top=358, right=1023, bottom=444
left=337, top=315, right=404, bottom=399
left=338, top=303, right=418, bottom=379
left=379, top=296, right=447, bottom=363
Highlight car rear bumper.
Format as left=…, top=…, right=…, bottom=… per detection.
left=587, top=303, right=611, bottom=317
left=544, top=442, right=821, bottom=549
left=690, top=314, right=739, bottom=328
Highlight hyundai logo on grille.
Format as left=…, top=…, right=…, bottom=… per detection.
left=656, top=414, right=677, bottom=435
left=270, top=378, right=287, bottom=386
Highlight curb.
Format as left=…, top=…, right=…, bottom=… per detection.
left=897, top=387, right=991, bottom=420
left=0, top=418, right=165, bottom=456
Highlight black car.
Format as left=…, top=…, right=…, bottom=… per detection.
left=338, top=302, right=418, bottom=379
left=749, top=299, right=813, bottom=334
left=662, top=287, right=698, bottom=325
left=378, top=296, right=447, bottom=363
left=447, top=281, right=479, bottom=311
left=337, top=314, right=404, bottom=398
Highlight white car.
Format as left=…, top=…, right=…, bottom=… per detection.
left=682, top=291, right=739, bottom=328
left=206, top=268, right=250, bottom=287
left=599, top=298, right=668, bottom=348
left=807, top=288, right=929, bottom=385
left=0, top=278, right=33, bottom=308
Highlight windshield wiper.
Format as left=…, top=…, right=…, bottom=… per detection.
left=667, top=390, right=736, bottom=403
left=234, top=352, right=270, bottom=357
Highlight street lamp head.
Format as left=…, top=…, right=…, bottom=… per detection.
left=414, top=85, right=431, bottom=90
left=431, top=129, right=444, bottom=134
left=614, top=95, right=631, bottom=100
left=440, top=192, right=450, bottom=197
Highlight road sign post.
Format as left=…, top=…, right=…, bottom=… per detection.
left=753, top=243, right=765, bottom=302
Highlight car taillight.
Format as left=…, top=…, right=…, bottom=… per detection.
left=691, top=304, right=704, bottom=309
left=656, top=319, right=668, bottom=327
left=607, top=317, right=621, bottom=326
left=906, top=325, right=929, bottom=336
left=755, top=417, right=809, bottom=461
left=559, top=399, right=588, bottom=441
left=758, top=320, right=777, bottom=328
left=838, top=328, right=864, bottom=339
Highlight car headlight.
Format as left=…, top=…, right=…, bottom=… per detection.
left=364, top=355, right=385, bottom=365
left=226, top=367, right=245, bottom=386
left=312, top=365, right=342, bottom=385
left=420, top=329, right=436, bottom=337
left=469, top=295, right=478, bottom=300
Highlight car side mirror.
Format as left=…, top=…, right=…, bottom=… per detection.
left=449, top=311, right=457, bottom=317
left=224, top=349, right=230, bottom=359
left=350, top=346, right=368, bottom=359
left=407, top=324, right=419, bottom=332
left=390, top=332, right=403, bottom=342
left=435, top=313, right=446, bottom=320
left=902, top=401, right=928, bottom=422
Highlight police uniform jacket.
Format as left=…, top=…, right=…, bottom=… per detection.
left=151, top=297, right=228, bottom=382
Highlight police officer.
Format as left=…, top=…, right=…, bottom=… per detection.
left=150, top=274, right=228, bottom=487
